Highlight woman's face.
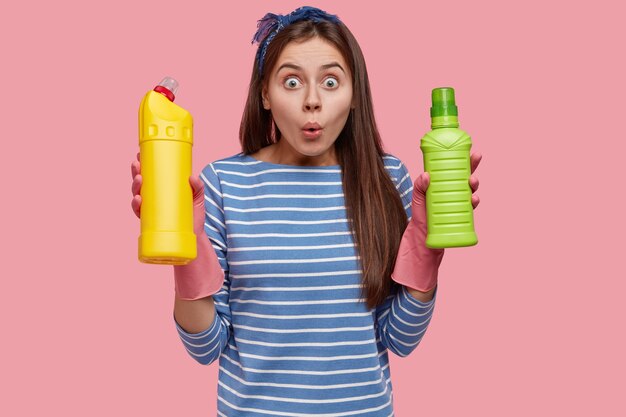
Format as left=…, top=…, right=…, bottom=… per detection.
left=262, top=36, right=353, bottom=166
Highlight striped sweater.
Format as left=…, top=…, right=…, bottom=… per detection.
left=174, top=151, right=438, bottom=416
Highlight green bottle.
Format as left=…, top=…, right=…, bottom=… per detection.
left=420, top=87, right=478, bottom=248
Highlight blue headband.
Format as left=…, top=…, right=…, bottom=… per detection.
left=251, top=6, right=342, bottom=77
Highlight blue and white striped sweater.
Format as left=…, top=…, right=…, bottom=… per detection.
left=174, top=152, right=438, bottom=416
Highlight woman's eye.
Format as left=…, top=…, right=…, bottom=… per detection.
left=324, top=77, right=339, bottom=88
left=282, top=76, right=338, bottom=89
left=284, top=77, right=301, bottom=88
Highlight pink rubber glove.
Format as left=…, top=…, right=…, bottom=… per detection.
left=391, top=153, right=482, bottom=292
left=131, top=153, right=225, bottom=300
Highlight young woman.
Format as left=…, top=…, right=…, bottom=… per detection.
left=131, top=6, right=481, bottom=416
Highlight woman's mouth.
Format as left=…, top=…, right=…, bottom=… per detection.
left=302, top=128, right=322, bottom=140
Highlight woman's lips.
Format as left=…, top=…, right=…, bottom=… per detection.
left=302, top=128, right=322, bottom=139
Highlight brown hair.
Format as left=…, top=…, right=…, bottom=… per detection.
left=239, top=20, right=407, bottom=309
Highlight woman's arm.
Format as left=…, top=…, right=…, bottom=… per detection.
left=374, top=284, right=437, bottom=357
left=174, top=296, right=215, bottom=334
left=172, top=162, right=233, bottom=366
left=172, top=213, right=224, bottom=333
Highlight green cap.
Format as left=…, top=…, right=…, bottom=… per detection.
left=430, top=87, right=458, bottom=117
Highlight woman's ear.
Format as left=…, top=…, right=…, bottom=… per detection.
left=262, top=86, right=270, bottom=110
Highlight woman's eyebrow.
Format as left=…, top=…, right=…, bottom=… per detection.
left=276, top=62, right=346, bottom=74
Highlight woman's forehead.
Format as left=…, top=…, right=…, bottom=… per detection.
left=276, top=37, right=346, bottom=67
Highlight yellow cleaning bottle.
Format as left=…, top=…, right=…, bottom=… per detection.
left=138, top=76, right=196, bottom=264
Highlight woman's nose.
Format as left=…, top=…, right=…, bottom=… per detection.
left=304, top=86, right=321, bottom=111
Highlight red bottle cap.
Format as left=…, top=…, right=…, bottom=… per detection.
left=153, top=77, right=179, bottom=102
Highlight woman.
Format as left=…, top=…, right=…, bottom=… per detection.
left=131, top=6, right=481, bottom=416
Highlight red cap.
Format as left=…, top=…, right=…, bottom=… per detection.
left=153, top=85, right=175, bottom=102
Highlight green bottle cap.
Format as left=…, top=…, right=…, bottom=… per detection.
left=430, top=87, right=458, bottom=117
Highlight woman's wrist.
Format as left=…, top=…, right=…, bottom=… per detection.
left=405, top=285, right=436, bottom=303
left=173, top=231, right=225, bottom=300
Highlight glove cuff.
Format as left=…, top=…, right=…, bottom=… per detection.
left=173, top=231, right=225, bottom=300
left=391, top=219, right=444, bottom=293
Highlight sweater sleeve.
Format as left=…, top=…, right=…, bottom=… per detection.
left=173, top=162, right=233, bottom=365
left=375, top=158, right=438, bottom=357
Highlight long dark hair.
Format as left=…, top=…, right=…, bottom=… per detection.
left=239, top=20, right=407, bottom=310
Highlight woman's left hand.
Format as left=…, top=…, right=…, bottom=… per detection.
left=415, top=151, right=482, bottom=210
left=469, top=152, right=482, bottom=208
left=390, top=152, right=482, bottom=293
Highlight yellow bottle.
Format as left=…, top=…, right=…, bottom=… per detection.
left=138, top=76, right=196, bottom=265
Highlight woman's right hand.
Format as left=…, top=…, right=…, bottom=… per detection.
left=130, top=152, right=206, bottom=234
left=130, top=152, right=143, bottom=218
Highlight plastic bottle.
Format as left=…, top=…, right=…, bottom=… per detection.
left=138, top=76, right=196, bottom=264
left=420, top=87, right=478, bottom=248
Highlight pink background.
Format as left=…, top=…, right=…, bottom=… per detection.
left=2, top=0, right=624, bottom=415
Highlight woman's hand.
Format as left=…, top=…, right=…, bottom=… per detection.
left=468, top=152, right=482, bottom=209
left=189, top=174, right=206, bottom=235
left=131, top=152, right=223, bottom=300
left=130, top=152, right=206, bottom=234
left=411, top=150, right=482, bottom=252
left=414, top=151, right=481, bottom=211
left=130, top=152, right=142, bottom=218
left=390, top=152, right=482, bottom=295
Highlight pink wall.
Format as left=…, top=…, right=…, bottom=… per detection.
left=2, top=0, right=623, bottom=415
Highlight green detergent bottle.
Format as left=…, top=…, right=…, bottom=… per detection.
left=420, top=87, right=478, bottom=248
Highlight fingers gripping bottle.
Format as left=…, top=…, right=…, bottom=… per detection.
left=420, top=87, right=478, bottom=248
left=138, top=76, right=197, bottom=264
